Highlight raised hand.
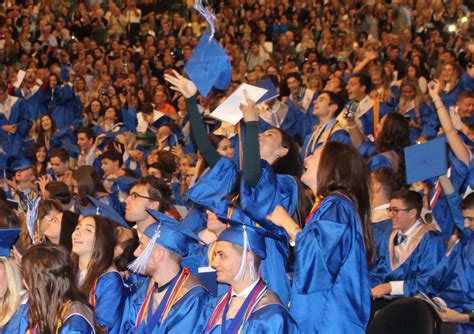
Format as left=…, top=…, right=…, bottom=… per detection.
left=164, top=70, right=197, bottom=98
left=239, top=89, right=259, bottom=123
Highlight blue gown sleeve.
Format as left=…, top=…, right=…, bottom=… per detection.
left=186, top=157, right=238, bottom=216
left=358, top=140, right=376, bottom=159
left=419, top=103, right=439, bottom=139
left=94, top=272, right=126, bottom=334
left=59, top=314, right=95, bottom=334
left=0, top=303, right=29, bottom=334
left=294, top=196, right=354, bottom=294
left=245, top=304, right=299, bottom=334
left=367, top=153, right=393, bottom=172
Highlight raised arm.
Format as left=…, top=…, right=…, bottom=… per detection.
left=165, top=70, right=220, bottom=167
left=240, top=91, right=262, bottom=187
left=428, top=80, right=470, bottom=166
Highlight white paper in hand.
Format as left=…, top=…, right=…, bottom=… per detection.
left=210, top=83, right=267, bottom=125
left=13, top=70, right=26, bottom=89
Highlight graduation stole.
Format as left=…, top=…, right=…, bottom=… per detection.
left=226, top=195, right=240, bottom=219
left=134, top=268, right=190, bottom=333
left=305, top=196, right=324, bottom=224
left=371, top=97, right=380, bottom=138
left=205, top=278, right=267, bottom=334
left=26, top=301, right=72, bottom=334
left=429, top=180, right=442, bottom=210
left=304, top=119, right=338, bottom=159
left=89, top=278, right=99, bottom=308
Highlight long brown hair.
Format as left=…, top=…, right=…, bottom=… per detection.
left=22, top=244, right=88, bottom=334
left=74, top=215, right=116, bottom=296
left=72, top=166, right=107, bottom=206
left=316, top=142, right=375, bottom=266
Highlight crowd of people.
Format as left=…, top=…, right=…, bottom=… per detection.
left=0, top=0, right=473, bottom=333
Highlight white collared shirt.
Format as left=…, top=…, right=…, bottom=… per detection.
left=0, top=95, right=19, bottom=120
left=231, top=278, right=260, bottom=298
left=371, top=203, right=390, bottom=223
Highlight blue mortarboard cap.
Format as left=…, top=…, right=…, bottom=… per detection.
left=404, top=137, right=448, bottom=184
left=122, top=107, right=137, bottom=132
left=216, top=216, right=282, bottom=260
left=9, top=155, right=32, bottom=172
left=151, top=115, right=175, bottom=130
left=144, top=208, right=202, bottom=257
left=255, top=78, right=279, bottom=104
left=81, top=195, right=129, bottom=228
left=184, top=29, right=231, bottom=97
left=60, top=65, right=70, bottom=82
left=0, top=228, right=21, bottom=256
left=110, top=176, right=138, bottom=193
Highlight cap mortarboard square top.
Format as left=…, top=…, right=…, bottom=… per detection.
left=404, top=137, right=448, bottom=184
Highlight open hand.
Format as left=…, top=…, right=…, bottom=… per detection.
left=164, top=70, right=197, bottom=98
left=240, top=90, right=259, bottom=122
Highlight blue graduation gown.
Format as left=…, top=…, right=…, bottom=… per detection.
left=397, top=102, right=438, bottom=143
left=50, top=85, right=83, bottom=131
left=301, top=126, right=352, bottom=161
left=371, top=218, right=393, bottom=264
left=358, top=141, right=396, bottom=172
left=0, top=303, right=28, bottom=334
left=0, top=97, right=31, bottom=157
left=239, top=161, right=298, bottom=306
left=369, top=224, right=445, bottom=296
left=14, top=86, right=49, bottom=121
left=202, top=292, right=298, bottom=334
left=345, top=100, right=393, bottom=137
left=439, top=73, right=474, bottom=111
left=93, top=271, right=126, bottom=334
left=291, top=194, right=371, bottom=333
left=59, top=315, right=95, bottom=334
left=120, top=275, right=210, bottom=334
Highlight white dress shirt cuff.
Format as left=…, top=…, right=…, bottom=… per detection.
left=390, top=281, right=404, bottom=296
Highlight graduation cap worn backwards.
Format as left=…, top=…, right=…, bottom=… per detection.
left=184, top=29, right=231, bottom=98
left=81, top=195, right=129, bottom=228
left=216, top=215, right=282, bottom=281
left=404, top=137, right=448, bottom=184
left=128, top=208, right=202, bottom=274
left=0, top=228, right=21, bottom=257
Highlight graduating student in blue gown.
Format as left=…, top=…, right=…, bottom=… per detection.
left=72, top=215, right=126, bottom=334
left=301, top=91, right=352, bottom=161
left=122, top=210, right=210, bottom=334
left=21, top=244, right=96, bottom=334
left=425, top=183, right=474, bottom=333
left=0, top=84, right=31, bottom=157
left=12, top=70, right=49, bottom=121
left=396, top=79, right=438, bottom=144
left=370, top=190, right=445, bottom=299
left=48, top=74, right=83, bottom=132
left=344, top=74, right=394, bottom=138
left=200, top=218, right=298, bottom=334
left=267, top=142, right=375, bottom=334
left=437, top=65, right=474, bottom=110
left=0, top=229, right=28, bottom=334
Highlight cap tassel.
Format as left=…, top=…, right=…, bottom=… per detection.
left=26, top=196, right=41, bottom=243
left=234, top=226, right=249, bottom=281
left=128, top=224, right=161, bottom=274
left=193, top=0, right=217, bottom=40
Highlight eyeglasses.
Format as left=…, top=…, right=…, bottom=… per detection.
left=386, top=207, right=414, bottom=215
left=128, top=192, right=155, bottom=201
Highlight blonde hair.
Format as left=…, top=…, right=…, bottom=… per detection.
left=437, top=62, right=462, bottom=93
left=399, top=78, right=426, bottom=114
left=0, top=258, right=22, bottom=328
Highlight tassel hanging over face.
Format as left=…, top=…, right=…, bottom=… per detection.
left=128, top=224, right=161, bottom=275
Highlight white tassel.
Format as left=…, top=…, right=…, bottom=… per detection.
left=234, top=226, right=248, bottom=281
left=248, top=252, right=256, bottom=281
left=193, top=0, right=217, bottom=40
left=26, top=196, right=41, bottom=243
left=128, top=224, right=161, bottom=274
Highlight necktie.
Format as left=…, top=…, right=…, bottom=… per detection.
left=394, top=233, right=408, bottom=246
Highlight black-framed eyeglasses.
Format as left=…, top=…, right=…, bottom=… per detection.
left=128, top=192, right=155, bottom=201
left=386, top=207, right=414, bottom=215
